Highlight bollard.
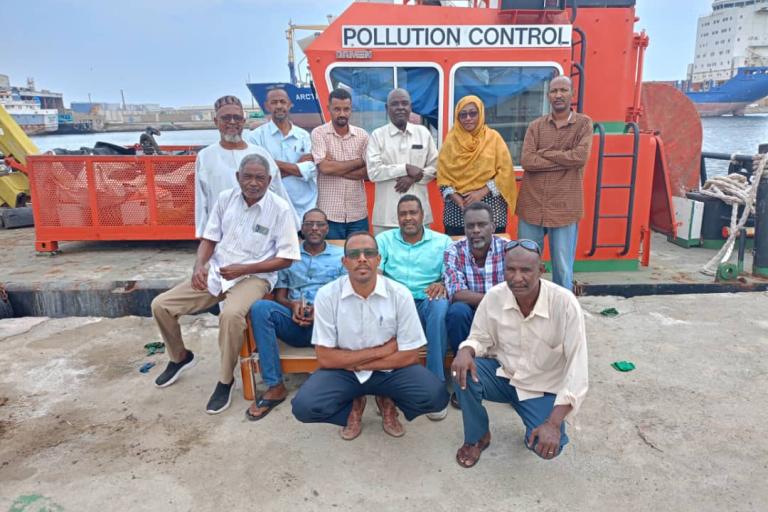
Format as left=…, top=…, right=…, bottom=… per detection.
left=754, top=144, right=768, bottom=278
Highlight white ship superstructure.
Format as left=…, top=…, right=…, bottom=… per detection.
left=689, top=0, right=768, bottom=82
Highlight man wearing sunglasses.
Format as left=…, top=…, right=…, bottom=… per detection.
left=450, top=239, right=588, bottom=468
left=246, top=208, right=345, bottom=421
left=194, top=95, right=299, bottom=239
left=292, top=231, right=449, bottom=440
left=517, top=75, right=593, bottom=291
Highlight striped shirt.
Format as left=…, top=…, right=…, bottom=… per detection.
left=443, top=236, right=507, bottom=300
left=311, top=122, right=369, bottom=223
left=516, top=112, right=593, bottom=227
left=202, top=188, right=300, bottom=295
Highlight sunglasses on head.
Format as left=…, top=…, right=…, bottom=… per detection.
left=345, top=248, right=379, bottom=259
left=505, top=239, right=541, bottom=254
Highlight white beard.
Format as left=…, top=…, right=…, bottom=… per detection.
left=222, top=133, right=243, bottom=143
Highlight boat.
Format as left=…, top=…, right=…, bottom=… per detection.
left=674, top=0, right=768, bottom=116
left=245, top=82, right=323, bottom=130
left=0, top=91, right=58, bottom=135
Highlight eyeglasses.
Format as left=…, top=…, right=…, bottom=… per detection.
left=505, top=239, right=541, bottom=254
left=219, top=114, right=245, bottom=123
left=457, top=110, right=479, bottom=120
left=345, top=248, right=379, bottom=259
left=302, top=221, right=328, bottom=228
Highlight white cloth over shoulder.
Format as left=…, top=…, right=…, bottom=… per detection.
left=194, top=142, right=299, bottom=237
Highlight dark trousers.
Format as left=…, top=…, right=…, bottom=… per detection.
left=291, top=365, right=449, bottom=427
left=327, top=217, right=370, bottom=240
left=447, top=301, right=476, bottom=354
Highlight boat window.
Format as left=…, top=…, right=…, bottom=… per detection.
left=453, top=65, right=558, bottom=163
left=329, top=66, right=440, bottom=142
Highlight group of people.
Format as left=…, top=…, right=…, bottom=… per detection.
left=149, top=75, right=591, bottom=468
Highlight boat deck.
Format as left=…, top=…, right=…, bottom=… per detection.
left=1, top=227, right=766, bottom=317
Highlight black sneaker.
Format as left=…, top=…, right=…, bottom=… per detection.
left=205, top=381, right=234, bottom=414
left=154, top=350, right=196, bottom=388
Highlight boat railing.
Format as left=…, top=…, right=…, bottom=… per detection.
left=588, top=122, right=640, bottom=257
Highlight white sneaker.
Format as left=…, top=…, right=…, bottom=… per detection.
left=426, top=407, right=448, bottom=421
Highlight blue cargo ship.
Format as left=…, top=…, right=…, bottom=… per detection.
left=245, top=82, right=323, bottom=130
left=676, top=67, right=768, bottom=117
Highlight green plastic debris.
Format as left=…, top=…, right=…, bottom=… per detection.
left=144, top=341, right=165, bottom=356
left=600, top=307, right=619, bottom=317
left=611, top=361, right=636, bottom=372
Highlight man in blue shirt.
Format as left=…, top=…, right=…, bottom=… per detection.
left=246, top=208, right=345, bottom=420
left=247, top=87, right=317, bottom=221
left=376, top=194, right=452, bottom=420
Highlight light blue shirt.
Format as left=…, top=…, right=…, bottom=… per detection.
left=376, top=228, right=452, bottom=300
left=276, top=242, right=346, bottom=303
left=247, top=120, right=317, bottom=219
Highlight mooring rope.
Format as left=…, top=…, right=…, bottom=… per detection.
left=699, top=154, right=768, bottom=275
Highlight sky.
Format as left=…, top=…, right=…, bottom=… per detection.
left=3, top=0, right=714, bottom=108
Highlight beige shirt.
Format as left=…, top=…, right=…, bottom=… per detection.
left=459, top=279, right=589, bottom=415
left=366, top=122, right=438, bottom=227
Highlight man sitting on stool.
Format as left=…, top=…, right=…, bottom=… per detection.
left=291, top=231, right=449, bottom=440
left=151, top=154, right=300, bottom=414
left=246, top=208, right=345, bottom=421
left=451, top=239, right=588, bottom=468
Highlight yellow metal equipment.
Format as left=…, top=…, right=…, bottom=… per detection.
left=0, top=104, right=37, bottom=207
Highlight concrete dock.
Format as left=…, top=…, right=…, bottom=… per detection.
left=1, top=292, right=766, bottom=511
left=2, top=226, right=766, bottom=317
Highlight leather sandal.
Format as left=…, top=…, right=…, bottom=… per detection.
left=456, top=431, right=491, bottom=468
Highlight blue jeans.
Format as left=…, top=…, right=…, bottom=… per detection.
left=446, top=302, right=476, bottom=355
left=327, top=217, right=370, bottom=240
left=518, top=219, right=578, bottom=291
left=292, top=365, right=449, bottom=426
left=415, top=298, right=449, bottom=381
left=249, top=300, right=313, bottom=387
left=454, top=358, right=569, bottom=458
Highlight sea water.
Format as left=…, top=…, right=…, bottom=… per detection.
left=30, top=115, right=768, bottom=177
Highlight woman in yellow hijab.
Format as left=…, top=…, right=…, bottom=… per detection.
left=437, top=95, right=517, bottom=235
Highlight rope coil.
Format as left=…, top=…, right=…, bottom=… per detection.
left=699, top=154, right=768, bottom=276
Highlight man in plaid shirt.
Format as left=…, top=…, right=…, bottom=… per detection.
left=444, top=202, right=507, bottom=360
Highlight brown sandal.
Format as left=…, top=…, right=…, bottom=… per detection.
left=456, top=432, right=491, bottom=468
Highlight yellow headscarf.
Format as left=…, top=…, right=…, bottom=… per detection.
left=437, top=95, right=517, bottom=213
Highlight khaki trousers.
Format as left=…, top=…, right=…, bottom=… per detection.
left=151, top=276, right=270, bottom=384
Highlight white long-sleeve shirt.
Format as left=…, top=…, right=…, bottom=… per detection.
left=459, top=279, right=589, bottom=416
left=194, top=142, right=299, bottom=237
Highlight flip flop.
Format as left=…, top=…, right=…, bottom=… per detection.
left=245, top=396, right=286, bottom=421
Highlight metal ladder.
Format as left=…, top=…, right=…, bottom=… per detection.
left=588, top=122, right=640, bottom=256
left=570, top=26, right=586, bottom=113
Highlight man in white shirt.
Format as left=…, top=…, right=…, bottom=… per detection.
left=367, top=88, right=438, bottom=236
left=451, top=239, right=588, bottom=468
left=194, top=95, right=299, bottom=237
left=246, top=88, right=317, bottom=221
left=291, top=231, right=449, bottom=440
left=151, top=154, right=300, bottom=415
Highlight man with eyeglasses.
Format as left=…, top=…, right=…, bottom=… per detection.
left=151, top=154, right=301, bottom=415
left=292, top=231, right=449, bottom=440
left=451, top=238, right=588, bottom=468
left=376, top=194, right=452, bottom=421
left=246, top=87, right=317, bottom=223
left=245, top=208, right=345, bottom=421
left=311, top=88, right=370, bottom=240
left=517, top=75, right=593, bottom=291
left=194, top=95, right=299, bottom=238
left=366, top=88, right=438, bottom=236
